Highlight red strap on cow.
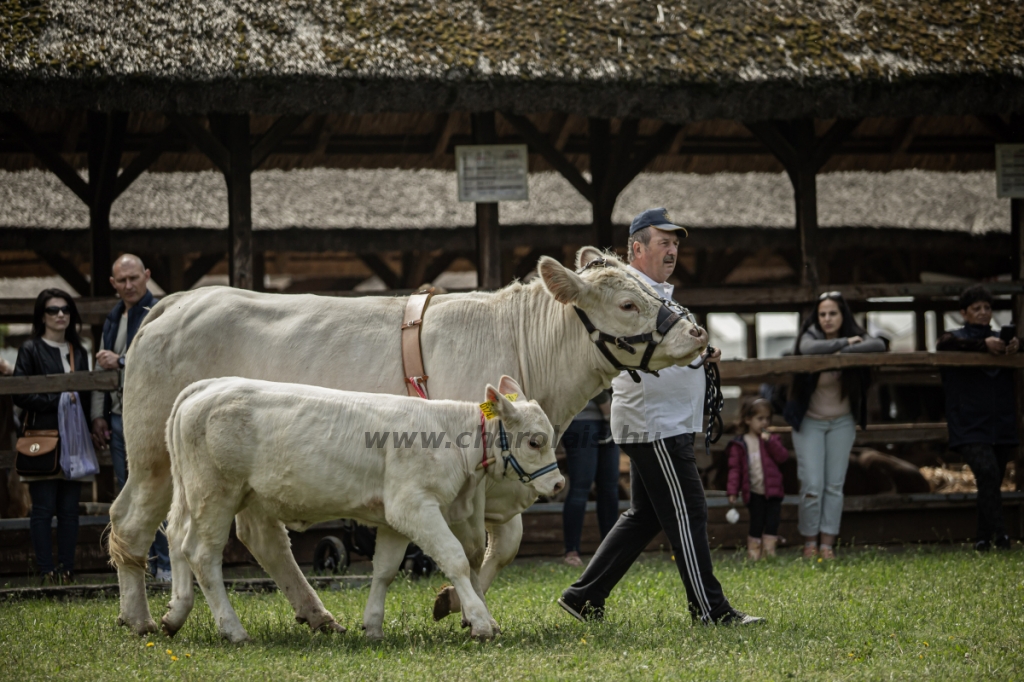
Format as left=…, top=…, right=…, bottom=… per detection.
left=479, top=410, right=489, bottom=469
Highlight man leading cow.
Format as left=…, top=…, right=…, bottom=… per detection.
left=559, top=208, right=764, bottom=626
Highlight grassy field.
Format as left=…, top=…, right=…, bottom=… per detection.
left=1, top=547, right=1021, bottom=681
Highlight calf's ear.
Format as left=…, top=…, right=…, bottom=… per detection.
left=539, top=256, right=586, bottom=305
left=497, top=375, right=524, bottom=401
left=485, top=384, right=515, bottom=420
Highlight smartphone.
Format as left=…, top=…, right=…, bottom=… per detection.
left=1000, top=325, right=1017, bottom=343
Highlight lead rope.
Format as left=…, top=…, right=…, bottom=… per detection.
left=702, top=346, right=724, bottom=458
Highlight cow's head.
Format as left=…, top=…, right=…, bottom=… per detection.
left=483, top=377, right=564, bottom=498
left=538, top=246, right=707, bottom=372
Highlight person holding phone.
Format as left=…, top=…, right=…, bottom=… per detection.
left=937, top=285, right=1019, bottom=551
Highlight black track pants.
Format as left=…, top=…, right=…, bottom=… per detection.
left=563, top=433, right=731, bottom=623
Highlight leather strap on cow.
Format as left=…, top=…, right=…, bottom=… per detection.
left=401, top=287, right=436, bottom=399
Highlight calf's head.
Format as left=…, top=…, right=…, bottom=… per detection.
left=483, top=377, right=564, bottom=498
left=539, top=247, right=707, bottom=374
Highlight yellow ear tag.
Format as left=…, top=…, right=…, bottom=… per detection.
left=479, top=401, right=497, bottom=420
left=504, top=393, right=518, bottom=402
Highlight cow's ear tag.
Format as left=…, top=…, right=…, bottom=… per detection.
left=504, top=393, right=518, bottom=402
left=479, top=401, right=497, bottom=419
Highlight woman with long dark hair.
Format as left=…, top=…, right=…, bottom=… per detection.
left=14, top=288, right=93, bottom=583
left=785, top=292, right=886, bottom=559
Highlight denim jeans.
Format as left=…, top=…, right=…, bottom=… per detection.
left=28, top=479, right=82, bottom=574
left=110, top=413, right=170, bottom=573
left=791, top=413, right=856, bottom=537
left=561, top=419, right=621, bottom=554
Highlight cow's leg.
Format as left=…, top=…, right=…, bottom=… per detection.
left=161, top=506, right=195, bottom=637
left=234, top=507, right=344, bottom=635
left=390, top=504, right=495, bottom=641
left=479, top=513, right=523, bottom=593
left=107, top=463, right=173, bottom=635
left=362, top=526, right=409, bottom=641
left=182, top=497, right=249, bottom=643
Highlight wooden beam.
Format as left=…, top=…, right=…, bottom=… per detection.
left=891, top=117, right=921, bottom=154
left=112, top=124, right=178, bottom=200
left=975, top=114, right=1019, bottom=144
left=218, top=113, right=254, bottom=289
left=251, top=114, right=307, bottom=170
left=0, top=370, right=119, bottom=396
left=473, top=112, right=502, bottom=289
left=744, top=120, right=800, bottom=169
left=167, top=114, right=231, bottom=175
left=607, top=118, right=639, bottom=196
left=589, top=118, right=613, bottom=249
left=718, top=351, right=1024, bottom=381
left=35, top=252, right=89, bottom=296
left=182, top=252, right=224, bottom=290
left=430, top=113, right=458, bottom=158
left=612, top=122, right=684, bottom=195
left=812, top=118, right=862, bottom=170
left=668, top=126, right=687, bottom=155
left=420, top=250, right=463, bottom=285
left=88, top=111, right=127, bottom=297
left=356, top=253, right=400, bottom=289
left=0, top=113, right=91, bottom=204
left=309, top=115, right=332, bottom=155
left=500, top=112, right=593, bottom=203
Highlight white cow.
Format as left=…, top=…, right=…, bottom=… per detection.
left=166, top=376, right=562, bottom=642
left=108, top=247, right=707, bottom=636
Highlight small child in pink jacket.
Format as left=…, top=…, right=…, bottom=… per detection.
left=726, top=398, right=790, bottom=560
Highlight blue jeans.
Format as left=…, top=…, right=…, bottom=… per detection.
left=561, top=419, right=621, bottom=554
left=792, top=413, right=856, bottom=537
left=28, top=479, right=82, bottom=574
left=111, top=414, right=170, bottom=573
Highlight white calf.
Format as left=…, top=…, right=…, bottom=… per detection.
left=166, top=376, right=563, bottom=643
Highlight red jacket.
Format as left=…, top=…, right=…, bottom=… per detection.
left=726, top=433, right=790, bottom=504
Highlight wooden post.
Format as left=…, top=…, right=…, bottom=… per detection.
left=740, top=313, right=758, bottom=359
left=589, top=118, right=612, bottom=250
left=1013, top=195, right=1024, bottom=491
left=220, top=114, right=254, bottom=290
left=472, top=112, right=501, bottom=290
left=790, top=120, right=820, bottom=290
left=87, top=112, right=127, bottom=297
left=914, top=308, right=928, bottom=351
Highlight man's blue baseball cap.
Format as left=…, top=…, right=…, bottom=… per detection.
left=629, top=207, right=688, bottom=237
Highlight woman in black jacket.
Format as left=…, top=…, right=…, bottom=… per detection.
left=14, top=288, right=92, bottom=584
left=785, top=292, right=887, bottom=559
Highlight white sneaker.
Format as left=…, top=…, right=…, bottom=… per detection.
left=154, top=568, right=172, bottom=582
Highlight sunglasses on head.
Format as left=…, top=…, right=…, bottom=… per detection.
left=818, top=291, right=842, bottom=300
left=44, top=306, right=71, bottom=316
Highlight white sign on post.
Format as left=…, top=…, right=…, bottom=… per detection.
left=996, top=144, right=1024, bottom=198
left=456, top=144, right=529, bottom=203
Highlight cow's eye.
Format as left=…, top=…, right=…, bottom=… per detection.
left=529, top=438, right=540, bottom=449
left=620, top=301, right=635, bottom=311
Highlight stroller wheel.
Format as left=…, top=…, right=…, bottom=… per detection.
left=313, top=536, right=349, bottom=574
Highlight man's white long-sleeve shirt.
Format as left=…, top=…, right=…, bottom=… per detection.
left=610, top=266, right=705, bottom=444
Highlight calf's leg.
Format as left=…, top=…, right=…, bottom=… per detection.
left=361, top=526, right=410, bottom=641
left=182, top=495, right=250, bottom=643
left=234, top=507, right=344, bottom=634
left=434, top=514, right=521, bottom=625
left=389, top=503, right=495, bottom=641
left=161, top=488, right=195, bottom=637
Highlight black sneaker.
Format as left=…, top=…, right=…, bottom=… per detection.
left=714, top=608, right=765, bottom=626
left=974, top=539, right=992, bottom=552
left=995, top=535, right=1012, bottom=550
left=557, top=595, right=604, bottom=622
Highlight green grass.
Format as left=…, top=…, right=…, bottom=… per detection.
left=1, top=548, right=1022, bottom=681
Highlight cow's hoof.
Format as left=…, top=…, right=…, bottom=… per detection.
left=470, top=625, right=494, bottom=642
left=363, top=628, right=384, bottom=642
left=316, top=620, right=347, bottom=635
left=432, top=585, right=457, bottom=621
left=160, top=615, right=180, bottom=638
left=126, top=618, right=159, bottom=636
left=461, top=616, right=470, bottom=629
left=490, top=619, right=501, bottom=636
left=223, top=632, right=251, bottom=645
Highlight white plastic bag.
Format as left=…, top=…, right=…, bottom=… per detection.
left=59, top=391, right=100, bottom=480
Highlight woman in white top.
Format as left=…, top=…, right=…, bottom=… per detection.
left=784, top=292, right=886, bottom=559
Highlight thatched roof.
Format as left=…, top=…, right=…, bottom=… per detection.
left=2, top=1, right=1023, bottom=119
left=0, top=168, right=1010, bottom=233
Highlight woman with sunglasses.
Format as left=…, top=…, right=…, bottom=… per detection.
left=13, top=288, right=93, bottom=584
left=784, top=292, right=887, bottom=559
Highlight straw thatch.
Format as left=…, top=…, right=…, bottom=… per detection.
left=1, top=1, right=1022, bottom=119
left=0, top=168, right=1010, bottom=233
